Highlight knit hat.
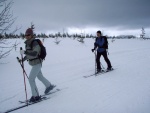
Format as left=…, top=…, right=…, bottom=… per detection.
left=25, top=28, right=33, bottom=36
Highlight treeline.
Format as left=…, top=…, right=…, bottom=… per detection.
left=0, top=32, right=97, bottom=39
left=0, top=32, right=148, bottom=39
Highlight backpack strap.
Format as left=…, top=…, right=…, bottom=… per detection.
left=30, top=39, right=37, bottom=49
left=29, top=39, right=42, bottom=65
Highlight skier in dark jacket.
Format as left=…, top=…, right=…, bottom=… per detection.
left=92, top=31, right=112, bottom=73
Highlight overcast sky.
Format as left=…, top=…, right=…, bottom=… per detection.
left=11, top=0, right=150, bottom=36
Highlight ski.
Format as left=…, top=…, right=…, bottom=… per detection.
left=4, top=97, right=50, bottom=113
left=4, top=88, right=61, bottom=113
left=83, top=68, right=115, bottom=78
left=45, top=88, right=61, bottom=96
left=83, top=71, right=105, bottom=78
left=19, top=96, right=48, bottom=104
left=95, top=68, right=115, bottom=76
left=19, top=88, right=61, bottom=104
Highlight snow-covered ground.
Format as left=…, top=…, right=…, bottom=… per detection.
left=0, top=38, right=150, bottom=113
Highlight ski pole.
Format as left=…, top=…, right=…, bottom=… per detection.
left=106, top=49, right=109, bottom=55
left=20, top=47, right=28, bottom=105
left=17, top=57, right=29, bottom=79
left=100, top=62, right=105, bottom=70
left=94, top=51, right=97, bottom=74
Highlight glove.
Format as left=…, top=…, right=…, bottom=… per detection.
left=17, top=57, right=22, bottom=63
left=23, top=56, right=27, bottom=61
left=18, top=57, right=27, bottom=63
left=91, top=49, right=95, bottom=52
left=18, top=59, right=22, bottom=63
left=20, top=50, right=25, bottom=55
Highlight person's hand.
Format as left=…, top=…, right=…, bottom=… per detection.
left=17, top=57, right=22, bottom=63
left=20, top=50, right=25, bottom=55
left=18, top=59, right=22, bottom=63
left=91, top=49, right=95, bottom=52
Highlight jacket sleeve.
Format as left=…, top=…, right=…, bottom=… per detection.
left=94, top=38, right=98, bottom=49
left=25, top=41, right=41, bottom=59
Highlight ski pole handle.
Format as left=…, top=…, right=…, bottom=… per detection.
left=17, top=57, right=21, bottom=62
left=17, top=57, right=19, bottom=60
left=17, top=57, right=23, bottom=63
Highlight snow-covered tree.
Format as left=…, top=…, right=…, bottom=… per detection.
left=0, top=0, right=18, bottom=60
left=140, top=27, right=145, bottom=39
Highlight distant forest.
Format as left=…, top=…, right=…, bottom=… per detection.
left=0, top=32, right=145, bottom=39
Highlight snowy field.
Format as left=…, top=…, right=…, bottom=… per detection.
left=0, top=38, right=150, bottom=113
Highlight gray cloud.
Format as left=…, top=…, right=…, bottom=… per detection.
left=12, top=0, right=150, bottom=35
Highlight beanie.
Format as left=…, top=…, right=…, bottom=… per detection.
left=25, top=28, right=33, bottom=36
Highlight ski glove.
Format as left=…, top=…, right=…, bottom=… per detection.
left=20, top=50, right=25, bottom=55
left=18, top=56, right=27, bottom=62
left=91, top=49, right=95, bottom=52
left=18, top=59, right=22, bottom=63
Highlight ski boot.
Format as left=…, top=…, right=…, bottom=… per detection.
left=44, top=84, right=56, bottom=94
left=29, top=96, right=41, bottom=103
left=96, top=69, right=104, bottom=74
left=106, top=67, right=113, bottom=72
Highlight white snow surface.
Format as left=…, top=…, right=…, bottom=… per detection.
left=0, top=38, right=150, bottom=113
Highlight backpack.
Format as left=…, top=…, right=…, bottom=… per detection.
left=31, top=39, right=46, bottom=60
left=103, top=36, right=108, bottom=49
left=95, top=36, right=108, bottom=49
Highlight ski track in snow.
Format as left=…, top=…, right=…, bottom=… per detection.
left=0, top=38, right=150, bottom=113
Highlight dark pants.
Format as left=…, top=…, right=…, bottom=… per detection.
left=96, top=51, right=112, bottom=70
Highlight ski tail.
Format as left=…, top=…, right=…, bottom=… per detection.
left=83, top=68, right=116, bottom=78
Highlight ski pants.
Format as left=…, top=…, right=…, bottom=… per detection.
left=96, top=51, right=112, bottom=70
left=29, top=63, right=51, bottom=97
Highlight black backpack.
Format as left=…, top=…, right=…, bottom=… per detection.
left=31, top=39, right=46, bottom=60
left=103, top=36, right=108, bottom=49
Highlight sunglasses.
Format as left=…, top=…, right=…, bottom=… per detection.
left=25, top=34, right=31, bottom=36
